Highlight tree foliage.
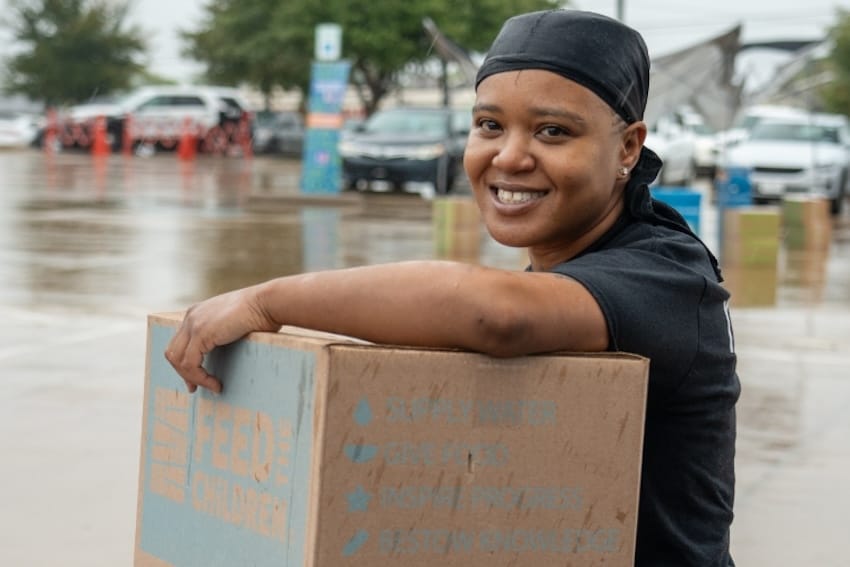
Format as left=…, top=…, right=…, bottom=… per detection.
left=183, top=0, right=562, bottom=114
left=2, top=0, right=147, bottom=106
left=181, top=0, right=314, bottom=109
left=822, top=10, right=850, bottom=115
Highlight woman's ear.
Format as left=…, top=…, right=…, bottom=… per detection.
left=621, top=121, right=647, bottom=169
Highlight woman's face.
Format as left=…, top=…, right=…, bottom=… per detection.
left=464, top=69, right=644, bottom=268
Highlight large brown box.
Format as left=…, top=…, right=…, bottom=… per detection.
left=722, top=207, right=781, bottom=267
left=136, top=313, right=649, bottom=566
left=433, top=196, right=482, bottom=260
left=722, top=265, right=779, bottom=307
left=782, top=196, right=832, bottom=250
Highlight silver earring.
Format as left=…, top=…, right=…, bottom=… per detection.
left=618, top=166, right=630, bottom=177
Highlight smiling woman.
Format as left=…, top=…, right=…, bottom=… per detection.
left=464, top=72, right=634, bottom=261
left=165, top=10, right=739, bottom=566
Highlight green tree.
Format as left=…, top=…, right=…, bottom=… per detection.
left=2, top=0, right=147, bottom=106
left=181, top=0, right=314, bottom=111
left=183, top=0, right=562, bottom=114
left=822, top=10, right=850, bottom=115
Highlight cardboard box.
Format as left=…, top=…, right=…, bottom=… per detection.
left=136, top=313, right=649, bottom=567
left=722, top=265, right=779, bottom=307
left=722, top=208, right=781, bottom=267
left=433, top=197, right=481, bottom=260
left=783, top=249, right=829, bottom=303
left=782, top=196, right=832, bottom=250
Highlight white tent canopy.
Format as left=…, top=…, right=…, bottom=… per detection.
left=645, top=26, right=743, bottom=131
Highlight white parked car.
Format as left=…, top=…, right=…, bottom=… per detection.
left=685, top=121, right=719, bottom=178
left=645, top=117, right=697, bottom=186
left=719, top=112, right=850, bottom=215
left=0, top=111, right=42, bottom=148
left=61, top=85, right=252, bottom=153
left=715, top=105, right=808, bottom=150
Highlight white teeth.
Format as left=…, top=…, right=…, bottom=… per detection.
left=496, top=188, right=545, bottom=204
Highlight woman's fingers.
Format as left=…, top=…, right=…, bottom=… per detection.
left=165, top=316, right=223, bottom=394
left=164, top=286, right=278, bottom=394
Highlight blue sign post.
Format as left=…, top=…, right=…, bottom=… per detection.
left=715, top=166, right=753, bottom=261
left=300, top=61, right=351, bottom=194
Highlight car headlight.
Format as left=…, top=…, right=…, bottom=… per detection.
left=338, top=140, right=359, bottom=157
left=407, top=143, right=446, bottom=160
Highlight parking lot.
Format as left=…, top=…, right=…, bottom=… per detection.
left=0, top=149, right=849, bottom=565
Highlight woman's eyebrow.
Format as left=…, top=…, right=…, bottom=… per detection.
left=472, top=103, right=501, bottom=114
left=472, top=103, right=587, bottom=125
left=529, top=106, right=587, bottom=124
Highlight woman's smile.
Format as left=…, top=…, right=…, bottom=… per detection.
left=490, top=182, right=550, bottom=209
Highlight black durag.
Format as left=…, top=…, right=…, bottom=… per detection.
left=475, top=10, right=722, bottom=280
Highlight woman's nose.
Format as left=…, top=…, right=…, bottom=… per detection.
left=491, top=134, right=535, bottom=172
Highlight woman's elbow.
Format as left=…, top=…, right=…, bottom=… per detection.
left=467, top=309, right=535, bottom=358
left=463, top=307, right=609, bottom=357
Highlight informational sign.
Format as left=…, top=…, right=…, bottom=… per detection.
left=300, top=60, right=351, bottom=195
left=315, top=23, right=342, bottom=62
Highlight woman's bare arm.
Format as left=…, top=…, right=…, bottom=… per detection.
left=165, top=260, right=608, bottom=393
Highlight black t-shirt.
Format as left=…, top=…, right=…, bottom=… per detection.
left=547, top=200, right=740, bottom=566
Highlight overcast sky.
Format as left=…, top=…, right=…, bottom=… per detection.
left=580, top=0, right=850, bottom=52
left=137, top=0, right=850, bottom=81
left=2, top=0, right=850, bottom=82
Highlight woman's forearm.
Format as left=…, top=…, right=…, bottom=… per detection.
left=168, top=260, right=607, bottom=392
left=255, top=260, right=528, bottom=354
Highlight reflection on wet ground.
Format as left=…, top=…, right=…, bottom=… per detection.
left=1, top=150, right=848, bottom=565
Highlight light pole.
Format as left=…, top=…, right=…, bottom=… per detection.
left=617, top=0, right=625, bottom=22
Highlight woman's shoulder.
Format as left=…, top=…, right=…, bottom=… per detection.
left=579, top=217, right=718, bottom=279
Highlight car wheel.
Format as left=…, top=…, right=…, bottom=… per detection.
left=831, top=171, right=846, bottom=216
left=434, top=159, right=461, bottom=195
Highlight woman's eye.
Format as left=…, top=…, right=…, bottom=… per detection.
left=476, top=119, right=501, bottom=132
left=539, top=125, right=569, bottom=138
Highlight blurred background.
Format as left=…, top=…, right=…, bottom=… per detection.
left=1, top=0, right=849, bottom=565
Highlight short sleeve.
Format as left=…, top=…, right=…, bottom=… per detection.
left=549, top=226, right=726, bottom=399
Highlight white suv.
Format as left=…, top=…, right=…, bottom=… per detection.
left=63, top=85, right=252, bottom=153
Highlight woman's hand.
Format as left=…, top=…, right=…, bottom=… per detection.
left=164, top=285, right=281, bottom=393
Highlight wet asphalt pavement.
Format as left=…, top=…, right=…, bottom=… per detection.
left=0, top=149, right=848, bottom=566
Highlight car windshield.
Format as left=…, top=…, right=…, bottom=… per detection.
left=690, top=123, right=713, bottom=135
left=364, top=110, right=448, bottom=136
left=750, top=122, right=842, bottom=144
left=735, top=115, right=762, bottom=131
left=254, top=111, right=280, bottom=126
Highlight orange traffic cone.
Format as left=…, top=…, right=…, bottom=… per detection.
left=177, top=117, right=197, bottom=161
left=43, top=108, right=58, bottom=154
left=91, top=115, right=111, bottom=157
left=122, top=114, right=134, bottom=156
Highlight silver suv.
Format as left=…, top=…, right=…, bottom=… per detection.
left=62, top=85, right=252, bottom=153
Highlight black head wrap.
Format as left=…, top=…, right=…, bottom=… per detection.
left=475, top=9, right=650, bottom=124
left=477, top=9, right=723, bottom=280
